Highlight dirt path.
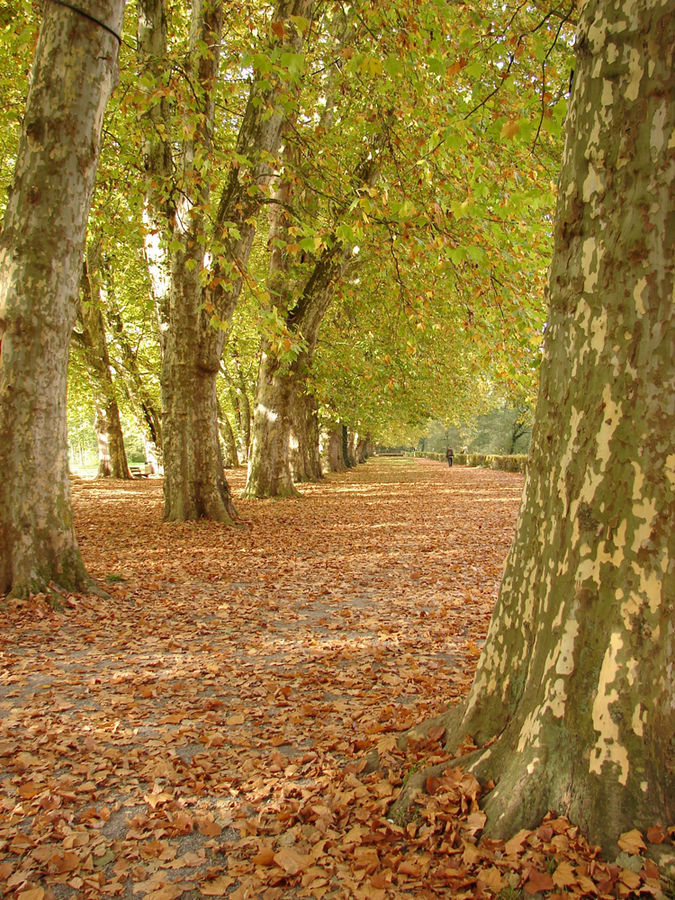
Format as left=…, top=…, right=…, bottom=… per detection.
left=2, top=459, right=662, bottom=899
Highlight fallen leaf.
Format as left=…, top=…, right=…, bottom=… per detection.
left=618, top=829, right=646, bottom=854
left=274, top=846, right=311, bottom=875
left=523, top=867, right=555, bottom=894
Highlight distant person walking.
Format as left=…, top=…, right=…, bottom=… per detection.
left=446, top=447, right=454, bottom=468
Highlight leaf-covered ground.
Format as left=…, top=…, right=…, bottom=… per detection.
left=1, top=458, right=671, bottom=899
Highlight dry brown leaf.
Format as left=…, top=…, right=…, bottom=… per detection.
left=253, top=847, right=276, bottom=866
left=618, top=829, right=647, bottom=854
left=552, top=859, right=577, bottom=888
left=200, top=875, right=234, bottom=896
left=273, top=846, right=311, bottom=875
left=523, top=867, right=555, bottom=894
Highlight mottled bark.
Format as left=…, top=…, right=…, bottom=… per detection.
left=0, top=0, right=123, bottom=597
left=93, top=402, right=129, bottom=478
left=398, top=0, right=674, bottom=857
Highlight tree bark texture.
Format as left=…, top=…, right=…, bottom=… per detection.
left=432, top=0, right=674, bottom=855
left=0, top=0, right=123, bottom=597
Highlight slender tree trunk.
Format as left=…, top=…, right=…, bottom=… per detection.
left=76, top=248, right=132, bottom=479
left=245, top=117, right=389, bottom=497
left=246, top=348, right=298, bottom=497
left=326, top=427, right=345, bottom=473
left=290, top=390, right=322, bottom=482
left=0, top=0, right=123, bottom=598
left=396, top=0, right=674, bottom=857
left=107, top=305, right=163, bottom=461
left=218, top=404, right=239, bottom=468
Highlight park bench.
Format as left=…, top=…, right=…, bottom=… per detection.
left=130, top=465, right=151, bottom=478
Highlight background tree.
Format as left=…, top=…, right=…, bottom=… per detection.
left=138, top=0, right=314, bottom=522
left=73, top=243, right=132, bottom=479
left=394, top=0, right=674, bottom=856
left=0, top=0, right=124, bottom=597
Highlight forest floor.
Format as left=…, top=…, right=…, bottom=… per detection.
left=0, top=458, right=670, bottom=900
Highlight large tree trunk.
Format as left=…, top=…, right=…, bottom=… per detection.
left=0, top=0, right=123, bottom=598
left=94, top=400, right=129, bottom=479
left=396, top=0, right=674, bottom=858
left=325, top=426, right=346, bottom=473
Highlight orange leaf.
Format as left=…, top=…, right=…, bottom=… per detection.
left=646, top=825, right=666, bottom=844
left=618, top=829, right=646, bottom=854
left=197, top=816, right=221, bottom=838
left=200, top=875, right=233, bottom=896
left=252, top=847, right=276, bottom=866
left=274, top=847, right=310, bottom=876
left=523, top=868, right=555, bottom=894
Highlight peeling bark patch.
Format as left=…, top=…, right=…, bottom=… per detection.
left=590, top=632, right=630, bottom=785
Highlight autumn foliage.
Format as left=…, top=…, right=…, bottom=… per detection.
left=1, top=460, right=671, bottom=898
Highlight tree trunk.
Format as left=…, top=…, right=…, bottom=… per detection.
left=291, top=390, right=322, bottom=482
left=354, top=435, right=369, bottom=464
left=218, top=405, right=239, bottom=468
left=138, top=0, right=313, bottom=520
left=93, top=400, right=129, bottom=478
left=76, top=248, right=132, bottom=479
left=245, top=97, right=390, bottom=498
left=107, top=305, right=163, bottom=462
left=341, top=424, right=354, bottom=468
left=0, top=0, right=123, bottom=597
left=326, top=427, right=345, bottom=473
left=397, top=0, right=674, bottom=857
left=245, top=346, right=298, bottom=497
left=161, top=252, right=238, bottom=521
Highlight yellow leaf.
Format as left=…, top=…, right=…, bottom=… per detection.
left=501, top=119, right=521, bottom=139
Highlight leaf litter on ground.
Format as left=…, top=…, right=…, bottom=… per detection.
left=1, top=458, right=672, bottom=899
